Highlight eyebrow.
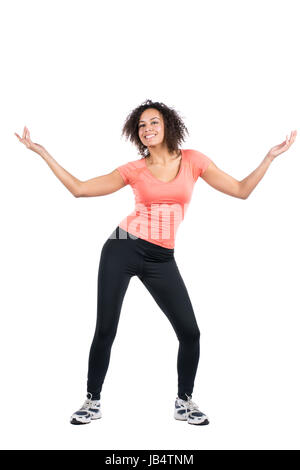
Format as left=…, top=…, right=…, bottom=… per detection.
left=138, top=116, right=160, bottom=123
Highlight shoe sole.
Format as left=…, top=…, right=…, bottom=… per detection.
left=188, top=419, right=209, bottom=426
left=174, top=415, right=209, bottom=425
left=70, top=415, right=102, bottom=425
left=70, top=418, right=91, bottom=425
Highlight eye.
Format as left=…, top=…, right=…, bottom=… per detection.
left=139, top=120, right=159, bottom=128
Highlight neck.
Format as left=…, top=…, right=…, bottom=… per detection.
left=147, top=144, right=180, bottom=165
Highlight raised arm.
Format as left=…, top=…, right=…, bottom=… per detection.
left=201, top=130, right=297, bottom=199
left=15, top=126, right=126, bottom=197
left=201, top=160, right=244, bottom=199
left=76, top=170, right=125, bottom=197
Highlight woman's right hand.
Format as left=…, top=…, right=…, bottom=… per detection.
left=15, top=126, right=46, bottom=154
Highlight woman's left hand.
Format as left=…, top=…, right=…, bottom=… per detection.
left=267, top=130, right=297, bottom=161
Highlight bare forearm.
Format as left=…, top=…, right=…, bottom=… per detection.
left=240, top=154, right=273, bottom=199
left=39, top=148, right=82, bottom=197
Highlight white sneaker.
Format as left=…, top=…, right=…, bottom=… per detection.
left=174, top=394, right=209, bottom=425
left=70, top=393, right=102, bottom=425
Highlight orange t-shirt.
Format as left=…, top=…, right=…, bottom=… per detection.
left=116, top=149, right=212, bottom=249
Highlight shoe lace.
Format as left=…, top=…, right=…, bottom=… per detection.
left=183, top=394, right=200, bottom=412
left=80, top=393, right=96, bottom=410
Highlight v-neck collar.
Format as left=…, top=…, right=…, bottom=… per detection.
left=143, top=149, right=184, bottom=184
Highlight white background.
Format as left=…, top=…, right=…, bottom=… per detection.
left=1, top=0, right=299, bottom=450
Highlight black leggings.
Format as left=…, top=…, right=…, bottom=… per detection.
left=87, top=226, right=201, bottom=401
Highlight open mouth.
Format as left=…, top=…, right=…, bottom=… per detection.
left=145, top=134, right=156, bottom=140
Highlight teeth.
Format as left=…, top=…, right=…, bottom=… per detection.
left=145, top=135, right=155, bottom=139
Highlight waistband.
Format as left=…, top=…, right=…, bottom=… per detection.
left=110, top=226, right=174, bottom=253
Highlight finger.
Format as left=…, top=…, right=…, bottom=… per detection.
left=15, top=132, right=21, bottom=140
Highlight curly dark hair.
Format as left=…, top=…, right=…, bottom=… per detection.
left=121, top=99, right=189, bottom=158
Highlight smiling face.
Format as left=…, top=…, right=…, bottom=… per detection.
left=138, top=108, right=165, bottom=147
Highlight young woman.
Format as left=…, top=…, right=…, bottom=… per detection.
left=15, top=100, right=296, bottom=426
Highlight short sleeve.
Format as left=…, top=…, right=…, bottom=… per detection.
left=116, top=161, right=136, bottom=186
left=190, top=149, right=212, bottom=180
